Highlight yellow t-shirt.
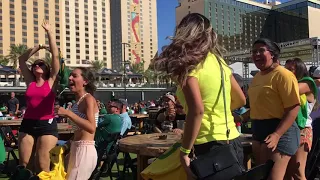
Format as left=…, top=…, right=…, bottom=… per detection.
left=176, top=52, right=239, bottom=145
left=248, top=65, right=300, bottom=120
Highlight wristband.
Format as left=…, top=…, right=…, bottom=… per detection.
left=180, top=146, right=191, bottom=154
left=39, top=44, right=43, bottom=49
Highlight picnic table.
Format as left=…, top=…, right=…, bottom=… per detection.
left=119, top=133, right=253, bottom=180
left=129, top=114, right=149, bottom=130
left=119, top=133, right=180, bottom=180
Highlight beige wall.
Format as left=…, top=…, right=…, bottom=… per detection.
left=0, top=0, right=111, bottom=69
left=308, top=6, right=320, bottom=38
left=176, top=0, right=205, bottom=25
left=60, top=0, right=112, bottom=68
left=1, top=0, right=59, bottom=63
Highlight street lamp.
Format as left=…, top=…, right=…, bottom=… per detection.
left=122, top=42, right=130, bottom=100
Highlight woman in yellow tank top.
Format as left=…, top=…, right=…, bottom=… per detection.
left=152, top=13, right=246, bottom=179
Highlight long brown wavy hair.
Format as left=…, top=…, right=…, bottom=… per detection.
left=152, top=13, right=225, bottom=86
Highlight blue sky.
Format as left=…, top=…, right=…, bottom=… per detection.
left=157, top=0, right=178, bottom=52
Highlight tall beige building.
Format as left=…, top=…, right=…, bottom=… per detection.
left=62, top=0, right=112, bottom=68
left=1, top=0, right=158, bottom=70
left=1, top=0, right=61, bottom=60
left=110, top=0, right=158, bottom=71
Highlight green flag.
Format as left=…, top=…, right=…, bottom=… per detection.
left=58, top=52, right=71, bottom=92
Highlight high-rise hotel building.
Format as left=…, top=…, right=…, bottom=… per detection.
left=1, top=0, right=61, bottom=60
left=0, top=0, right=158, bottom=70
left=110, top=0, right=158, bottom=71
left=176, top=0, right=320, bottom=52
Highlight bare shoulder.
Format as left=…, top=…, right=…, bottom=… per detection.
left=84, top=94, right=97, bottom=107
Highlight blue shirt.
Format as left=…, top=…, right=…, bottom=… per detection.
left=120, top=112, right=132, bottom=135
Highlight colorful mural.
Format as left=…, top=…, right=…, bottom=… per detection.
left=130, top=0, right=141, bottom=64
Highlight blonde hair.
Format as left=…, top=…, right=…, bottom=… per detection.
left=152, top=13, right=225, bottom=86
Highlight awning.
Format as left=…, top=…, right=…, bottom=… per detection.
left=97, top=68, right=121, bottom=76
left=0, top=65, right=16, bottom=75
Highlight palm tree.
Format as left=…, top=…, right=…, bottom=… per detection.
left=6, top=44, right=29, bottom=86
left=7, top=44, right=28, bottom=69
left=131, top=61, right=144, bottom=74
left=143, top=68, right=154, bottom=84
left=44, top=54, right=52, bottom=65
left=0, top=55, right=9, bottom=65
left=90, top=60, right=104, bottom=71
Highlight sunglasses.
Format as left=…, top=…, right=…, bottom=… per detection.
left=251, top=48, right=269, bottom=55
left=32, top=62, right=47, bottom=69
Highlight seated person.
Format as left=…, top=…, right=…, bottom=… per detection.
left=154, top=95, right=186, bottom=134
left=0, top=103, right=7, bottom=116
left=98, top=100, right=123, bottom=132
left=95, top=100, right=123, bottom=151
left=118, top=99, right=132, bottom=136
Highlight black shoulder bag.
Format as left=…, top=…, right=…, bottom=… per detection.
left=190, top=59, right=244, bottom=180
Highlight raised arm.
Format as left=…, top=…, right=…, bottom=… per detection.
left=18, top=45, right=44, bottom=86
left=42, top=20, right=59, bottom=88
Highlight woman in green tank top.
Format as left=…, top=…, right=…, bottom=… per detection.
left=285, top=58, right=318, bottom=179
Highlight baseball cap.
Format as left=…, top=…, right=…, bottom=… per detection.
left=164, top=94, right=176, bottom=104
left=108, top=100, right=122, bottom=109
left=118, top=98, right=128, bottom=107
left=310, top=66, right=320, bottom=79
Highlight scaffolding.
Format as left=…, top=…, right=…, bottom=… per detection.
left=225, top=37, right=320, bottom=84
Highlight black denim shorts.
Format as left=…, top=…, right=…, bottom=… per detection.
left=193, top=136, right=244, bottom=166
left=19, top=118, right=58, bottom=139
left=252, top=119, right=300, bottom=156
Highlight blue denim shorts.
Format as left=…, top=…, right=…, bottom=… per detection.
left=252, top=119, right=300, bottom=156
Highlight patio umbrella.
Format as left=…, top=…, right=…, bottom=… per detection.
left=0, top=65, right=16, bottom=74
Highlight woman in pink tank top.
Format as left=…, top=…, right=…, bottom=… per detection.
left=18, top=20, right=60, bottom=173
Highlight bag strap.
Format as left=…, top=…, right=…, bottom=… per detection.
left=191, top=57, right=230, bottom=159
left=217, top=59, right=230, bottom=143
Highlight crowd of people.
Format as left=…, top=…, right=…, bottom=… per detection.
left=149, top=13, right=320, bottom=180
left=3, top=13, right=320, bottom=180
